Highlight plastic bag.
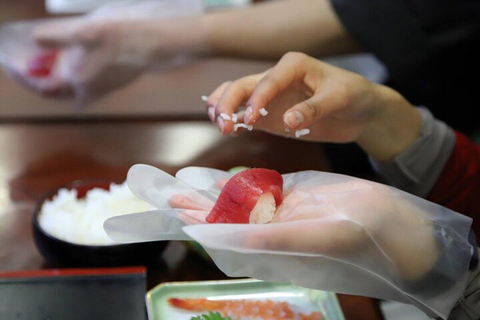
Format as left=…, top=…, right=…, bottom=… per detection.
left=0, top=0, right=204, bottom=105
left=104, top=164, right=474, bottom=319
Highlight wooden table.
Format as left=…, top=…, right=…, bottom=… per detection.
left=0, top=120, right=384, bottom=320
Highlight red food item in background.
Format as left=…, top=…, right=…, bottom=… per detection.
left=206, top=168, right=283, bottom=224
left=168, top=297, right=323, bottom=320
left=27, top=50, right=58, bottom=77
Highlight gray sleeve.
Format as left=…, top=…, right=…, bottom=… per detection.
left=448, top=252, right=480, bottom=320
left=369, top=107, right=455, bottom=197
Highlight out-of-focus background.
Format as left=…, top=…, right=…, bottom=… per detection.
left=0, top=0, right=275, bottom=121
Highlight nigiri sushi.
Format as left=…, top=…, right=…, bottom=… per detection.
left=206, top=168, right=283, bottom=224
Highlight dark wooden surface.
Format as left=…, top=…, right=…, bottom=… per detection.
left=0, top=120, right=383, bottom=320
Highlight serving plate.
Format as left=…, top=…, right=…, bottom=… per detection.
left=146, top=278, right=344, bottom=320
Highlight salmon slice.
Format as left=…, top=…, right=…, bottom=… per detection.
left=168, top=297, right=323, bottom=320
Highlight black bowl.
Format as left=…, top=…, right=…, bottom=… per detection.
left=33, top=180, right=168, bottom=267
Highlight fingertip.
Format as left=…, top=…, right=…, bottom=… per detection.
left=217, top=116, right=224, bottom=134
left=283, top=110, right=305, bottom=130
left=244, top=106, right=259, bottom=125
left=231, top=125, right=244, bottom=137
left=168, top=194, right=187, bottom=209
left=32, top=25, right=65, bottom=48
left=207, top=107, right=216, bottom=123
left=217, top=116, right=234, bottom=135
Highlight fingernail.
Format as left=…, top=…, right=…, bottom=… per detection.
left=217, top=116, right=225, bottom=133
left=284, top=111, right=304, bottom=129
left=207, top=107, right=215, bottom=122
left=244, top=107, right=254, bottom=124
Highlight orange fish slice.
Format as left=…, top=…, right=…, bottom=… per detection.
left=168, top=298, right=322, bottom=320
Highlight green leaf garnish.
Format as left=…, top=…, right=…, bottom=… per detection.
left=190, top=311, right=233, bottom=320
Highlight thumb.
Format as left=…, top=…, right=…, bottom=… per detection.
left=168, top=194, right=214, bottom=211
left=283, top=87, right=346, bottom=131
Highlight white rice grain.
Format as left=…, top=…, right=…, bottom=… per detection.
left=259, top=108, right=268, bottom=116
left=219, top=113, right=231, bottom=121
left=295, top=128, right=310, bottom=138
left=249, top=193, right=276, bottom=224
left=38, top=182, right=154, bottom=246
left=233, top=123, right=253, bottom=131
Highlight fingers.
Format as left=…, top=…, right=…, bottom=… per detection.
left=244, top=52, right=314, bottom=125
left=168, top=194, right=213, bottom=211
left=206, top=52, right=356, bottom=136
left=34, top=19, right=100, bottom=48
left=246, top=219, right=367, bottom=256
left=206, top=74, right=263, bottom=135
left=177, top=210, right=209, bottom=225
left=205, top=81, right=231, bottom=122
left=168, top=194, right=212, bottom=225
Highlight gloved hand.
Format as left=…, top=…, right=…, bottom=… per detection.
left=104, top=165, right=474, bottom=319
left=0, top=0, right=204, bottom=105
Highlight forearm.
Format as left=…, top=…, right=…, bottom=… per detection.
left=174, top=0, right=364, bottom=60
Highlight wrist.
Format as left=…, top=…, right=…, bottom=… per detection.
left=147, top=17, right=210, bottom=61
left=357, top=85, right=421, bottom=162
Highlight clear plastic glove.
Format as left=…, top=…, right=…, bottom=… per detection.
left=104, top=165, right=474, bottom=319
left=0, top=0, right=204, bottom=105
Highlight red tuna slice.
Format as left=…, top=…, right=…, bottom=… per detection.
left=27, top=50, right=59, bottom=77
left=206, top=168, right=283, bottom=224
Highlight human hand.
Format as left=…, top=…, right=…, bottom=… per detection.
left=31, top=0, right=205, bottom=103
left=170, top=168, right=439, bottom=281
left=104, top=165, right=473, bottom=319
left=32, top=18, right=165, bottom=103
left=205, top=52, right=421, bottom=161
left=262, top=178, right=442, bottom=281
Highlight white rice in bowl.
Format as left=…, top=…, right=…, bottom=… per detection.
left=38, top=182, right=154, bottom=246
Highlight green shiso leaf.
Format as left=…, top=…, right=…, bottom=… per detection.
left=190, top=311, right=233, bottom=320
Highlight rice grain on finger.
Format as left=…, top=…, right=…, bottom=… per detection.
left=295, top=128, right=310, bottom=138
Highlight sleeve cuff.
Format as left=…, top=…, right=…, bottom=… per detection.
left=369, top=107, right=455, bottom=197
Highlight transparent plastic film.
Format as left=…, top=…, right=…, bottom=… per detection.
left=104, top=165, right=474, bottom=319
left=0, top=0, right=204, bottom=105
